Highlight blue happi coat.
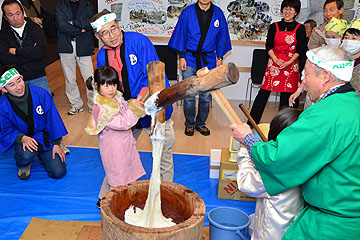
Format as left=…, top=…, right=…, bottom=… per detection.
left=0, top=85, right=68, bottom=152
left=168, top=3, right=231, bottom=70
left=97, top=31, right=173, bottom=128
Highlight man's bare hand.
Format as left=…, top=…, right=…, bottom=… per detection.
left=179, top=58, right=187, bottom=71
left=22, top=136, right=38, bottom=152
left=9, top=48, right=16, bottom=55
left=230, top=123, right=252, bottom=143
left=33, top=17, right=43, bottom=25
left=53, top=144, right=65, bottom=163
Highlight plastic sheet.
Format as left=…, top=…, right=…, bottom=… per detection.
left=0, top=147, right=255, bottom=239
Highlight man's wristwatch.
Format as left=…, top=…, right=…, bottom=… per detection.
left=217, top=56, right=223, bottom=61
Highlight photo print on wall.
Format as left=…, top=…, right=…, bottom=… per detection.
left=98, top=0, right=360, bottom=41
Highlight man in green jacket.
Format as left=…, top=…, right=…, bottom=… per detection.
left=231, top=45, right=360, bottom=239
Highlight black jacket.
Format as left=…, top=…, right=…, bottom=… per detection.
left=55, top=0, right=95, bottom=56
left=0, top=17, right=46, bottom=80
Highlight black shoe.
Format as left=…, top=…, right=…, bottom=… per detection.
left=18, top=164, right=31, bottom=180
left=96, top=198, right=101, bottom=209
left=185, top=125, right=195, bottom=136
left=195, top=126, right=210, bottom=136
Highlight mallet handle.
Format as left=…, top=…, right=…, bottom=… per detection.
left=210, top=89, right=243, bottom=125
left=239, top=103, right=268, bottom=142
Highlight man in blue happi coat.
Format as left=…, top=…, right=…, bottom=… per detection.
left=90, top=10, right=175, bottom=183
left=168, top=0, right=231, bottom=136
left=0, top=65, right=68, bottom=180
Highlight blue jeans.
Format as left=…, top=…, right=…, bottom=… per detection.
left=14, top=143, right=66, bottom=179
left=26, top=76, right=51, bottom=94
left=182, top=66, right=211, bottom=127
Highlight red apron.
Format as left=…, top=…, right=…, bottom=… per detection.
left=261, top=22, right=301, bottom=92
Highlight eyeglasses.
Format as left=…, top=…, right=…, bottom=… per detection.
left=283, top=7, right=296, bottom=12
left=99, top=25, right=120, bottom=39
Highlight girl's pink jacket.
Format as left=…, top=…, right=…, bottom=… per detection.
left=85, top=91, right=145, bottom=187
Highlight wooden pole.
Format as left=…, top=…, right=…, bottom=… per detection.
left=239, top=103, right=268, bottom=142
left=147, top=61, right=166, bottom=123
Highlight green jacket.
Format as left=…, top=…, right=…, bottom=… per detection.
left=251, top=88, right=360, bottom=239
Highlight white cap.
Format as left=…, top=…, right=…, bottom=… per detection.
left=306, top=49, right=354, bottom=82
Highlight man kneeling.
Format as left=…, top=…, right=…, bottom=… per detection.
left=0, top=65, right=68, bottom=180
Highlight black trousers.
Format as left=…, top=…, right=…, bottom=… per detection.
left=249, top=89, right=299, bottom=125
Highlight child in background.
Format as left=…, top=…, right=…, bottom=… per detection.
left=341, top=18, right=360, bottom=96
left=85, top=66, right=146, bottom=208
left=324, top=17, right=348, bottom=46
left=237, top=108, right=304, bottom=240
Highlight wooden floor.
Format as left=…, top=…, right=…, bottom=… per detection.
left=46, top=57, right=279, bottom=156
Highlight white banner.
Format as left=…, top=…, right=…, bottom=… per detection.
left=97, top=0, right=360, bottom=41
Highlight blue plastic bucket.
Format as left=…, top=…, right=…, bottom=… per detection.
left=208, top=207, right=250, bottom=240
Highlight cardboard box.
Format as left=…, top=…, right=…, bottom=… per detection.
left=218, top=148, right=256, bottom=202
left=209, top=149, right=221, bottom=179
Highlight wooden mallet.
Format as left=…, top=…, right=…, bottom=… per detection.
left=197, top=67, right=268, bottom=142
left=145, top=62, right=240, bottom=114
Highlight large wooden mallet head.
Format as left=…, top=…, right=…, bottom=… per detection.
left=145, top=62, right=239, bottom=115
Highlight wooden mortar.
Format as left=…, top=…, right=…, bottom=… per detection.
left=101, top=180, right=206, bottom=240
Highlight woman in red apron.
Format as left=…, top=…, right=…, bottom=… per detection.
left=249, top=0, right=306, bottom=124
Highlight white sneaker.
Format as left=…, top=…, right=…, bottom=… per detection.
left=68, top=107, right=84, bottom=115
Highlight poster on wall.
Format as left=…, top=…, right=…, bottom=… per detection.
left=98, top=0, right=360, bottom=42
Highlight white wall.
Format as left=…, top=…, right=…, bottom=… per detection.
left=222, top=45, right=259, bottom=101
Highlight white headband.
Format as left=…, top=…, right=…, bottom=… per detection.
left=90, top=13, right=117, bottom=32
left=0, top=68, right=20, bottom=88
left=306, top=49, right=354, bottom=82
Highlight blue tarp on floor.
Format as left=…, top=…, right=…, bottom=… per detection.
left=0, top=147, right=255, bottom=239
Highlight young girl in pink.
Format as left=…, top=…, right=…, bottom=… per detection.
left=85, top=66, right=146, bottom=208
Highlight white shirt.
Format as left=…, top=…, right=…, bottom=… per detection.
left=11, top=20, right=27, bottom=37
